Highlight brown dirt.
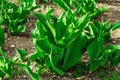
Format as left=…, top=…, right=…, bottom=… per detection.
left=3, top=1, right=120, bottom=80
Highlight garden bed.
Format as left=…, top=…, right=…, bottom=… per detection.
left=2, top=0, right=120, bottom=80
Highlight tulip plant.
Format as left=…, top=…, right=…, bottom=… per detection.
left=0, top=0, right=37, bottom=34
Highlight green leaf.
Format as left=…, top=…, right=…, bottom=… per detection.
left=45, top=44, right=64, bottom=75
left=0, top=12, right=3, bottom=24
left=35, top=20, right=47, bottom=38
left=49, top=52, right=64, bottom=75
left=50, top=45, right=64, bottom=66
left=8, top=20, right=26, bottom=35
left=112, top=21, right=120, bottom=31
left=87, top=33, right=104, bottom=72
left=0, top=70, right=5, bottom=78
left=16, top=49, right=26, bottom=62
left=100, top=50, right=110, bottom=67
left=55, top=18, right=66, bottom=41
left=0, top=26, right=5, bottom=46
left=0, top=57, right=4, bottom=67
left=104, top=45, right=120, bottom=67
left=18, top=25, right=26, bottom=32
left=0, top=47, right=8, bottom=62
left=36, top=37, right=51, bottom=53
left=33, top=13, right=55, bottom=41
left=62, top=34, right=87, bottom=70
left=96, top=7, right=108, bottom=17
left=15, top=63, right=40, bottom=80
left=75, top=13, right=89, bottom=29
left=29, top=45, right=45, bottom=61
left=87, top=38, right=102, bottom=60
left=53, top=0, right=71, bottom=12
left=89, top=59, right=100, bottom=72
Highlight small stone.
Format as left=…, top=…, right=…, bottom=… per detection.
left=5, top=33, right=8, bottom=38
left=68, top=73, right=72, bottom=76
left=76, top=76, right=86, bottom=80
left=8, top=38, right=11, bottom=41
left=112, top=40, right=116, bottom=43
left=23, top=75, right=27, bottom=78
left=10, top=44, right=15, bottom=48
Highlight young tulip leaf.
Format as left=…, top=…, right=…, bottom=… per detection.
left=15, top=63, right=40, bottom=80
left=16, top=49, right=26, bottom=62
left=112, top=21, right=120, bottom=31
left=0, top=26, right=5, bottom=46
left=29, top=45, right=45, bottom=61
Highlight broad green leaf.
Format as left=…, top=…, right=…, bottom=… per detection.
left=50, top=44, right=64, bottom=67
left=35, top=20, right=47, bottom=38
left=90, top=59, right=100, bottom=72
left=36, top=36, right=51, bottom=53
left=45, top=44, right=64, bottom=75
left=87, top=33, right=104, bottom=72
left=87, top=38, right=103, bottom=60
left=62, top=34, right=87, bottom=70
left=55, top=16, right=66, bottom=41
left=49, top=53, right=64, bottom=75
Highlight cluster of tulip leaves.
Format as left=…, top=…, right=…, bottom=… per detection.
left=0, top=27, right=39, bottom=79
left=0, top=0, right=37, bottom=34
left=31, top=5, right=120, bottom=75
left=53, top=0, right=108, bottom=19
left=0, top=0, right=40, bottom=79
left=0, top=46, right=40, bottom=80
